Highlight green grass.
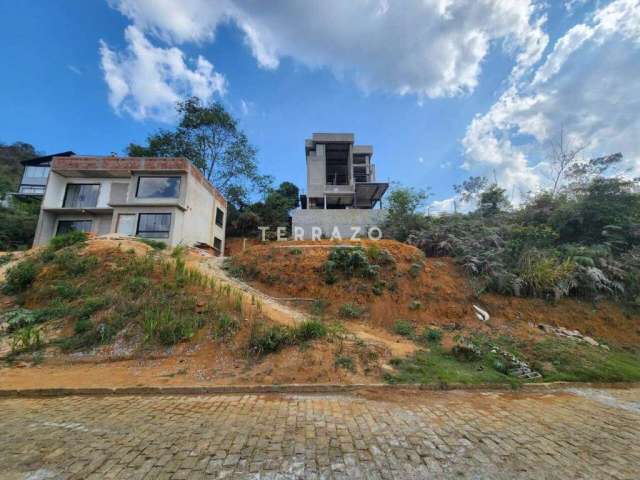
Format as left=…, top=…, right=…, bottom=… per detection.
left=136, top=238, right=167, bottom=250
left=529, top=339, right=640, bottom=382
left=393, top=320, right=415, bottom=338
left=385, top=347, right=516, bottom=386
left=338, top=303, right=364, bottom=318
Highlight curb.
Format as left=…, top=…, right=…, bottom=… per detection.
left=0, top=382, right=638, bottom=398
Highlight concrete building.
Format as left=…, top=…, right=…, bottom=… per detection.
left=293, top=133, right=388, bottom=239
left=33, top=156, right=227, bottom=253
left=13, top=151, right=75, bottom=197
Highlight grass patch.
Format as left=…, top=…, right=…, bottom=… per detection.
left=0, top=253, right=14, bottom=266
left=529, top=339, right=640, bottom=382
left=212, top=312, right=240, bottom=340
left=339, top=303, right=364, bottom=319
left=247, top=319, right=328, bottom=356
left=384, top=347, right=516, bottom=386
left=48, top=231, right=87, bottom=252
left=142, top=308, right=203, bottom=346
left=419, top=328, right=442, bottom=345
left=2, top=259, right=40, bottom=294
left=293, top=319, right=327, bottom=342
left=136, top=238, right=167, bottom=250
left=335, top=354, right=356, bottom=372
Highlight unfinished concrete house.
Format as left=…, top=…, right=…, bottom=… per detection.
left=32, top=156, right=227, bottom=253
left=293, top=133, right=388, bottom=239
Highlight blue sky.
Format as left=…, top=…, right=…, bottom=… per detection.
left=1, top=1, right=638, bottom=210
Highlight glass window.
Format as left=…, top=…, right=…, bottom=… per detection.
left=213, top=237, right=222, bottom=252
left=63, top=184, right=100, bottom=208
left=215, top=208, right=224, bottom=227
left=136, top=177, right=181, bottom=199
left=137, top=213, right=171, bottom=238
left=24, top=166, right=50, bottom=178
left=19, top=185, right=46, bottom=194
left=56, top=220, right=92, bottom=235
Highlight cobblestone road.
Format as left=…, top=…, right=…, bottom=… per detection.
left=1, top=388, right=639, bottom=479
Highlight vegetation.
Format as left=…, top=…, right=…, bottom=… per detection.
left=247, top=319, right=328, bottom=356
left=136, top=238, right=167, bottom=250
left=338, top=303, right=364, bottom=318
left=393, top=320, right=415, bottom=338
left=385, top=155, right=640, bottom=303
left=323, top=247, right=379, bottom=284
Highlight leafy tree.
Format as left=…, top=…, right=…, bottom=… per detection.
left=127, top=97, right=272, bottom=205
left=479, top=184, right=511, bottom=216
left=453, top=176, right=488, bottom=204
left=382, top=186, right=430, bottom=241
left=0, top=142, right=38, bottom=199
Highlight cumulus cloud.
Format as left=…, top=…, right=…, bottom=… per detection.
left=99, top=25, right=226, bottom=121
left=460, top=0, right=640, bottom=204
left=108, top=0, right=547, bottom=100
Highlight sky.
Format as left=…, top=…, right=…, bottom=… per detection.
left=1, top=0, right=639, bottom=211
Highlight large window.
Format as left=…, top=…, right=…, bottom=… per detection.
left=56, top=220, right=92, bottom=235
left=215, top=207, right=224, bottom=227
left=136, top=176, right=181, bottom=199
left=23, top=166, right=50, bottom=178
left=137, top=213, right=171, bottom=238
left=213, top=237, right=222, bottom=253
left=63, top=184, right=100, bottom=208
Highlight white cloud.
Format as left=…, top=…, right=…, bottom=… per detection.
left=99, top=25, right=226, bottom=121
left=109, top=0, right=547, bottom=100
left=67, top=65, right=83, bottom=75
left=460, top=0, right=640, bottom=204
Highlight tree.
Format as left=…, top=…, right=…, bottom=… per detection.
left=546, top=126, right=585, bottom=196
left=453, top=176, right=488, bottom=204
left=479, top=184, right=510, bottom=216
left=127, top=97, right=272, bottom=205
left=0, top=142, right=38, bottom=199
left=382, top=186, right=430, bottom=241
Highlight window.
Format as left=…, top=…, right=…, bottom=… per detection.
left=116, top=214, right=136, bottom=236
left=136, top=176, right=181, bottom=199
left=56, top=220, right=92, bottom=235
left=63, top=184, right=100, bottom=208
left=19, top=185, right=46, bottom=194
left=23, top=166, right=50, bottom=178
left=137, top=213, right=171, bottom=238
left=213, top=237, right=222, bottom=253
left=215, top=207, right=224, bottom=227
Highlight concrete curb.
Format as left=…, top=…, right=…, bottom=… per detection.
left=0, top=382, right=638, bottom=398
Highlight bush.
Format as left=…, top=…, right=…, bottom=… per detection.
left=311, top=298, right=329, bottom=315
left=74, top=317, right=92, bottom=334
left=142, top=308, right=202, bottom=345
left=11, top=325, right=43, bottom=353
left=48, top=230, right=87, bottom=252
left=339, top=303, right=364, bottom=318
left=126, top=276, right=151, bottom=296
left=393, top=320, right=415, bottom=338
left=2, top=308, right=38, bottom=332
left=294, top=319, right=327, bottom=342
left=323, top=247, right=379, bottom=284
left=335, top=355, right=355, bottom=372
left=421, top=328, right=442, bottom=344
left=212, top=312, right=240, bottom=339
left=248, top=323, right=293, bottom=356
left=3, top=259, right=39, bottom=293
left=451, top=341, right=482, bottom=362
left=0, top=253, right=14, bottom=266
left=408, top=263, right=422, bottom=278
left=54, top=249, right=98, bottom=275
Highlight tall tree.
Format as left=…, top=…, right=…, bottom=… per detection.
left=127, top=97, right=272, bottom=205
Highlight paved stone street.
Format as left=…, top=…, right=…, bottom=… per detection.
left=1, top=388, right=639, bottom=479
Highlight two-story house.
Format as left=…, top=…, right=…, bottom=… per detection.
left=33, top=156, right=227, bottom=254
left=292, top=133, right=388, bottom=239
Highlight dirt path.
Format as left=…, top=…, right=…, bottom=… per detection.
left=189, top=254, right=417, bottom=357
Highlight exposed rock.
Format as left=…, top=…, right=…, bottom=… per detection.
left=537, top=323, right=608, bottom=349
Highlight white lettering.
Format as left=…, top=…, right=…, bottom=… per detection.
left=258, top=226, right=269, bottom=241
left=311, top=226, right=322, bottom=241
left=350, top=226, right=361, bottom=241
left=276, top=226, right=287, bottom=241
left=368, top=226, right=382, bottom=240
left=293, top=226, right=304, bottom=241
left=330, top=226, right=342, bottom=241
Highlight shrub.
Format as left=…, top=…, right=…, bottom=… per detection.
left=11, top=325, right=43, bottom=353
left=289, top=248, right=303, bottom=255
left=339, top=303, right=364, bottom=318
left=408, top=263, right=422, bottom=278
left=518, top=249, right=575, bottom=298
left=372, top=281, right=385, bottom=296
left=0, top=253, right=14, bottom=266
left=409, top=300, right=422, bottom=310
left=137, top=238, right=167, bottom=250
left=3, top=259, right=39, bottom=293
left=48, top=231, right=87, bottom=252
left=294, top=319, right=327, bottom=342
left=248, top=323, right=293, bottom=356
left=335, top=355, right=355, bottom=372
left=451, top=341, right=482, bottom=362
left=171, top=244, right=187, bottom=258
left=393, top=320, right=415, bottom=338
left=74, top=317, right=92, bottom=334
left=2, top=308, right=38, bottom=333
left=212, top=312, right=240, bottom=339
left=142, top=308, right=202, bottom=345
left=52, top=280, right=81, bottom=299
left=324, top=247, right=379, bottom=283
left=421, top=328, right=442, bottom=344
left=76, top=295, right=110, bottom=320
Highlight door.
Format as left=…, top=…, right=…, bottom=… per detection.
left=116, top=214, right=136, bottom=236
